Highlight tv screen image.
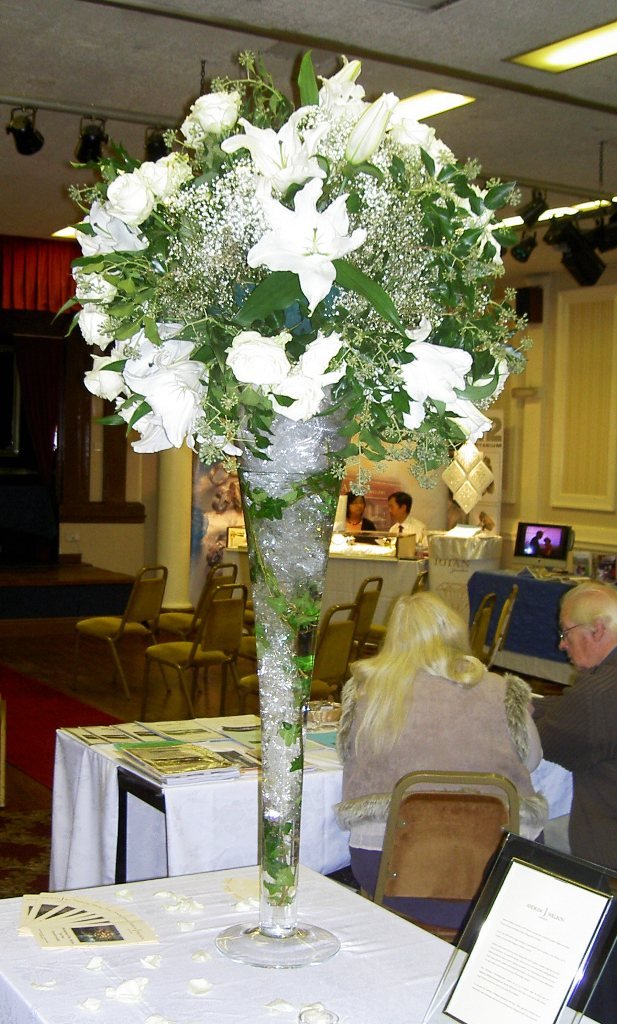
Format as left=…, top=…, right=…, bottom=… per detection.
left=513, top=522, right=575, bottom=572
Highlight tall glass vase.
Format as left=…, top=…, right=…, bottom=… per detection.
left=216, top=410, right=343, bottom=968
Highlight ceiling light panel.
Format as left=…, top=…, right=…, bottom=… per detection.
left=510, top=20, right=617, bottom=72
left=398, top=89, right=475, bottom=119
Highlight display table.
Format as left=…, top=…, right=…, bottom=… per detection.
left=50, top=714, right=572, bottom=893
left=226, top=548, right=428, bottom=625
left=468, top=570, right=577, bottom=685
left=0, top=865, right=454, bottom=1024
left=50, top=717, right=350, bottom=892
left=429, top=532, right=502, bottom=621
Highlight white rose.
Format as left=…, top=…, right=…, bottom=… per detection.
left=76, top=201, right=148, bottom=256
left=105, top=170, right=156, bottom=226
left=446, top=398, right=492, bottom=442
left=84, top=354, right=125, bottom=401
left=181, top=90, right=241, bottom=146
left=270, top=374, right=326, bottom=422
left=74, top=271, right=117, bottom=304
left=78, top=304, right=114, bottom=350
left=138, top=153, right=192, bottom=200
left=226, top=330, right=291, bottom=387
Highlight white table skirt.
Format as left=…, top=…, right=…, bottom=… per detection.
left=50, top=720, right=351, bottom=892
left=0, top=866, right=452, bottom=1024
left=51, top=713, right=573, bottom=893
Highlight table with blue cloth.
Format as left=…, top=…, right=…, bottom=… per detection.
left=467, top=570, right=577, bottom=684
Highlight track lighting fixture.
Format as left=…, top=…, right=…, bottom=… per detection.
left=75, top=117, right=108, bottom=163
left=518, top=189, right=548, bottom=229
left=5, top=107, right=44, bottom=155
left=511, top=233, right=537, bottom=263
left=583, top=212, right=617, bottom=254
left=544, top=221, right=606, bottom=286
left=144, top=126, right=170, bottom=162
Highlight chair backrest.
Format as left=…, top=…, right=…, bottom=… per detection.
left=468, top=591, right=497, bottom=660
left=122, top=565, right=168, bottom=629
left=350, top=576, right=383, bottom=648
left=197, top=583, right=247, bottom=655
left=192, top=561, right=238, bottom=622
left=411, top=569, right=429, bottom=595
left=484, top=584, right=519, bottom=668
left=374, top=770, right=519, bottom=928
left=313, top=602, right=358, bottom=691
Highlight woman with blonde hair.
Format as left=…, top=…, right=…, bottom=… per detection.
left=336, top=591, right=547, bottom=923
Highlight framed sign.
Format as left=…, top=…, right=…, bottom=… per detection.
left=424, top=835, right=617, bottom=1024
left=226, top=526, right=247, bottom=550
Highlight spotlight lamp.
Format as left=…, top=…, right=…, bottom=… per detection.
left=584, top=211, right=617, bottom=253
left=511, top=233, right=537, bottom=263
left=544, top=221, right=606, bottom=286
left=144, top=126, right=170, bottom=162
left=518, top=189, right=548, bottom=228
left=6, top=107, right=44, bottom=155
left=75, top=117, right=108, bottom=163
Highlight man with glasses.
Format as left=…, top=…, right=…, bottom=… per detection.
left=535, top=580, right=617, bottom=869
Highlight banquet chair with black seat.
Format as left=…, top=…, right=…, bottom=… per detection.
left=362, top=568, right=429, bottom=655
left=73, top=565, right=168, bottom=698
left=468, top=591, right=497, bottom=661
left=373, top=769, right=519, bottom=943
left=157, top=561, right=238, bottom=641
left=483, top=583, right=519, bottom=669
left=141, top=582, right=248, bottom=719
left=236, top=601, right=358, bottom=712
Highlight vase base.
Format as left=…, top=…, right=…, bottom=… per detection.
left=215, top=920, right=341, bottom=968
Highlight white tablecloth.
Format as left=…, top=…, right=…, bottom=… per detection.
left=50, top=718, right=350, bottom=891
left=50, top=713, right=573, bottom=893
left=0, top=866, right=452, bottom=1024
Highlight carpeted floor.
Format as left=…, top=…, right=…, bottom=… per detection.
left=1, top=664, right=119, bottom=788
left=0, top=809, right=52, bottom=899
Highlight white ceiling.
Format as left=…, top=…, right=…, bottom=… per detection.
left=2, top=0, right=617, bottom=281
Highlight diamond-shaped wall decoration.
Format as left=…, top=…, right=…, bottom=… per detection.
left=442, top=441, right=494, bottom=513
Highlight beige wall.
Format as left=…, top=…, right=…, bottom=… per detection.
left=496, top=261, right=617, bottom=567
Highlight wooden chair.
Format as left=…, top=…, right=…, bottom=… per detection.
left=373, top=770, right=519, bottom=942
left=141, top=582, right=248, bottom=719
left=483, top=584, right=519, bottom=668
left=0, top=694, right=6, bottom=808
left=157, top=562, right=238, bottom=640
left=362, top=568, right=429, bottom=655
left=73, top=565, right=168, bottom=698
left=236, top=601, right=358, bottom=712
left=468, top=591, right=497, bottom=661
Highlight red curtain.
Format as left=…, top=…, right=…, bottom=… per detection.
left=1, top=235, right=80, bottom=312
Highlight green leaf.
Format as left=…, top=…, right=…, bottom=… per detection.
left=333, top=259, right=404, bottom=332
left=297, top=51, right=319, bottom=106
left=235, top=272, right=304, bottom=325
left=483, top=181, right=516, bottom=211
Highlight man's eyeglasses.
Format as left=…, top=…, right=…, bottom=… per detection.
left=558, top=623, right=583, bottom=643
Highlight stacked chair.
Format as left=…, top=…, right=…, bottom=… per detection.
left=72, top=564, right=168, bottom=697
left=141, top=581, right=248, bottom=719
left=157, top=562, right=238, bottom=640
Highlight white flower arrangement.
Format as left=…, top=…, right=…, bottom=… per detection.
left=68, top=51, right=526, bottom=484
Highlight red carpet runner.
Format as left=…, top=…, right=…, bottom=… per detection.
left=0, top=665, right=119, bottom=788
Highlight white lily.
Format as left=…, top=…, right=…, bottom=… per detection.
left=388, top=101, right=454, bottom=169
left=318, top=58, right=365, bottom=115
left=221, top=111, right=327, bottom=194
left=269, top=332, right=345, bottom=421
left=345, top=92, right=398, bottom=165
left=123, top=336, right=206, bottom=448
left=118, top=403, right=174, bottom=453
left=400, top=341, right=472, bottom=405
left=456, top=185, right=503, bottom=264
left=77, top=200, right=147, bottom=256
left=248, top=177, right=366, bottom=313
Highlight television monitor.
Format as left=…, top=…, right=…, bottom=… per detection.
left=512, top=521, right=575, bottom=574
